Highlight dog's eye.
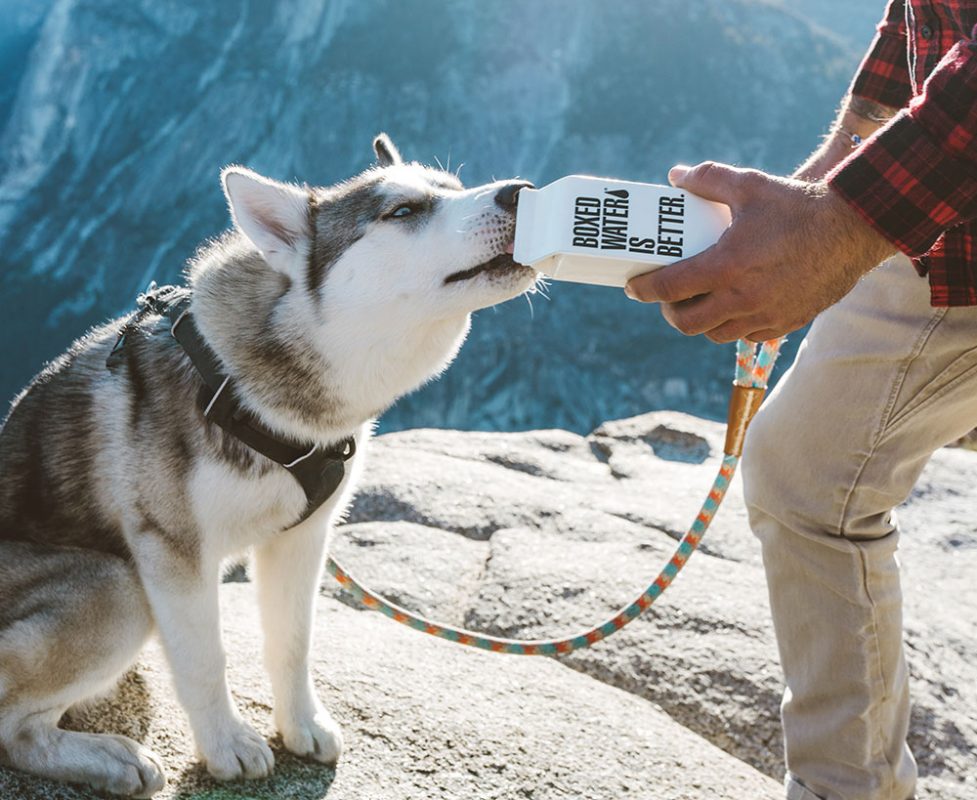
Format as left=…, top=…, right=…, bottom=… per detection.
left=390, top=204, right=415, bottom=219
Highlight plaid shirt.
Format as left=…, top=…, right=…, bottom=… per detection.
left=827, top=1, right=977, bottom=306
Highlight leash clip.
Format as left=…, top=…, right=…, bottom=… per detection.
left=723, top=385, right=766, bottom=457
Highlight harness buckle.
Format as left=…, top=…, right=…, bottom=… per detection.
left=137, top=282, right=188, bottom=317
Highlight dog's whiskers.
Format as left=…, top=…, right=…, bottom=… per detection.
left=531, top=277, right=551, bottom=302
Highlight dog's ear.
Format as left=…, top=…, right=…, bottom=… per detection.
left=373, top=133, right=403, bottom=167
left=222, top=166, right=310, bottom=274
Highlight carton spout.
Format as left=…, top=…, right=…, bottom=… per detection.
left=512, top=188, right=543, bottom=266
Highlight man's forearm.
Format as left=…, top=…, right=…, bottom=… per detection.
left=794, top=95, right=900, bottom=182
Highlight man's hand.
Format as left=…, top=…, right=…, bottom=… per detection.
left=625, top=162, right=897, bottom=342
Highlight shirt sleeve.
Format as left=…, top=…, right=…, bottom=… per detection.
left=849, top=0, right=913, bottom=109
left=828, top=30, right=977, bottom=257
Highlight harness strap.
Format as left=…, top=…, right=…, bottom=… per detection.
left=107, top=284, right=355, bottom=525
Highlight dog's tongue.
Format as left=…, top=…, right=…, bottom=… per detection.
left=505, top=240, right=514, bottom=254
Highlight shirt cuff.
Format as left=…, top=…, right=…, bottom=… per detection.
left=827, top=113, right=977, bottom=257
left=850, top=30, right=913, bottom=110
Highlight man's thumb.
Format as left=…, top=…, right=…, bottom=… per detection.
left=668, top=161, right=742, bottom=206
left=668, top=164, right=691, bottom=186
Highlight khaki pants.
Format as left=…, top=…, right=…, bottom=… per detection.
left=741, top=255, right=977, bottom=800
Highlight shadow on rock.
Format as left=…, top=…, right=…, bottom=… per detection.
left=62, top=668, right=155, bottom=742
left=170, top=742, right=336, bottom=800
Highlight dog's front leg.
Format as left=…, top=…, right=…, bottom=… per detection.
left=254, top=520, right=343, bottom=766
left=136, top=549, right=275, bottom=780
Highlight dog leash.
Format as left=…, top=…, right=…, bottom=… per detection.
left=111, top=284, right=781, bottom=654
left=325, top=337, right=783, bottom=655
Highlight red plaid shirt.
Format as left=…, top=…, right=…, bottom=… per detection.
left=827, top=1, right=977, bottom=306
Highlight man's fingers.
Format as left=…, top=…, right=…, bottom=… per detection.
left=668, top=161, right=760, bottom=208
left=746, top=328, right=787, bottom=344
left=660, top=293, right=738, bottom=336
left=704, top=322, right=787, bottom=344
left=626, top=252, right=721, bottom=303
left=704, top=320, right=756, bottom=344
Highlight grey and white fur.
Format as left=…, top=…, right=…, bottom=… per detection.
left=0, top=134, right=537, bottom=797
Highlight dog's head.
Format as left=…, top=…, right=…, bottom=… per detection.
left=220, top=134, right=538, bottom=322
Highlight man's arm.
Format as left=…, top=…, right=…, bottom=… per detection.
left=794, top=96, right=898, bottom=182
left=791, top=0, right=905, bottom=183
left=829, top=32, right=977, bottom=258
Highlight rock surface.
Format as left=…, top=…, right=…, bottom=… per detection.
left=2, top=411, right=975, bottom=799
left=336, top=412, right=977, bottom=799
left=0, top=591, right=780, bottom=800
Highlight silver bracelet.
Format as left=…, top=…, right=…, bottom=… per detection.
left=838, top=127, right=864, bottom=148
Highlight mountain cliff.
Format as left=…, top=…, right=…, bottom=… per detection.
left=0, top=0, right=871, bottom=431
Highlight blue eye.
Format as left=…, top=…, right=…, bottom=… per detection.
left=391, top=204, right=414, bottom=218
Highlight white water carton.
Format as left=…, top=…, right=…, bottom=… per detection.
left=513, top=175, right=731, bottom=288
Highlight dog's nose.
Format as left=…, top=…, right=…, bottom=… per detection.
left=495, top=181, right=534, bottom=212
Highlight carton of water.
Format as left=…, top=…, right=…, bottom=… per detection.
left=513, top=175, right=731, bottom=288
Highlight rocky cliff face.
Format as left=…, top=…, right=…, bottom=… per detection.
left=2, top=411, right=973, bottom=799
left=0, top=0, right=867, bottom=431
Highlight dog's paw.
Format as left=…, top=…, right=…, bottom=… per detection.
left=81, top=734, right=166, bottom=798
left=197, top=720, right=275, bottom=781
left=279, top=710, right=344, bottom=767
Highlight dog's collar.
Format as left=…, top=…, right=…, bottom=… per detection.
left=107, top=284, right=355, bottom=527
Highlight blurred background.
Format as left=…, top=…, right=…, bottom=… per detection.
left=0, top=0, right=881, bottom=433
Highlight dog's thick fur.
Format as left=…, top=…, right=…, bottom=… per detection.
left=0, top=135, right=536, bottom=797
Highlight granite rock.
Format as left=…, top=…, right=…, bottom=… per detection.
left=3, top=411, right=974, bottom=799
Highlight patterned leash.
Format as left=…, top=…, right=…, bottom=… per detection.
left=325, top=338, right=783, bottom=655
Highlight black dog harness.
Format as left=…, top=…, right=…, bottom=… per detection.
left=107, top=284, right=356, bottom=525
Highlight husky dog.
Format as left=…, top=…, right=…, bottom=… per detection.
left=0, top=135, right=536, bottom=797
